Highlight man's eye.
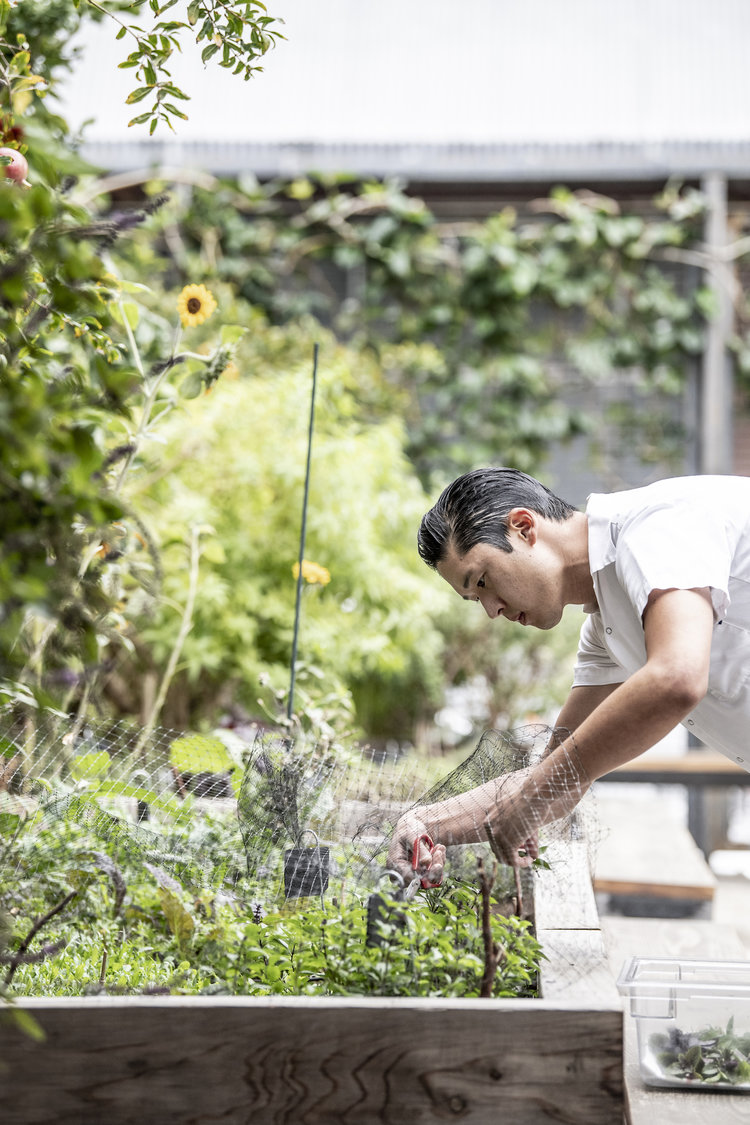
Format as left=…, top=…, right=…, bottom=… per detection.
left=477, top=577, right=485, bottom=589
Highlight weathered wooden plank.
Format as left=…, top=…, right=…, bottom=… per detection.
left=603, top=916, right=750, bottom=1125
left=534, top=835, right=601, bottom=931
left=593, top=793, right=716, bottom=904
left=539, top=928, right=620, bottom=1006
left=603, top=748, right=750, bottom=784
left=0, top=995, right=623, bottom=1125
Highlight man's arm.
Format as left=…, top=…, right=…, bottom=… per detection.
left=548, top=586, right=713, bottom=782
left=478, top=585, right=715, bottom=861
left=389, top=587, right=714, bottom=878
left=553, top=682, right=620, bottom=738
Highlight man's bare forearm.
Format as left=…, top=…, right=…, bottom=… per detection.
left=554, top=682, right=620, bottom=738
left=544, top=663, right=700, bottom=787
left=412, top=590, right=714, bottom=850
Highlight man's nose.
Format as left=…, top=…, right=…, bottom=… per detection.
left=480, top=595, right=501, bottom=620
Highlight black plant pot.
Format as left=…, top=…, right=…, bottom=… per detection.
left=365, top=892, right=407, bottom=947
left=283, top=846, right=330, bottom=898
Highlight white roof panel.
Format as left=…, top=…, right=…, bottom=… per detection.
left=58, top=0, right=750, bottom=147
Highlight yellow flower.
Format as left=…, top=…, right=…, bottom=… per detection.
left=292, top=559, right=331, bottom=586
left=177, top=284, right=217, bottom=328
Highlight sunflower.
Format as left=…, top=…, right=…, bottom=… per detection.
left=293, top=559, right=331, bottom=586
left=177, top=284, right=217, bottom=327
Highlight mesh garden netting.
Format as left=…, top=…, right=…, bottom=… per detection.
left=1, top=709, right=598, bottom=998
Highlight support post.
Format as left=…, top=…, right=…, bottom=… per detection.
left=696, top=174, right=734, bottom=854
left=699, top=172, right=734, bottom=475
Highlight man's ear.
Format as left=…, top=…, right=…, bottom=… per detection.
left=507, top=508, right=537, bottom=545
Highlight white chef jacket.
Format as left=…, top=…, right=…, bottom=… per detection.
left=572, top=475, right=750, bottom=768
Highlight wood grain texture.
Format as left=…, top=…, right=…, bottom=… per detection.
left=604, top=748, right=750, bottom=783
left=0, top=996, right=622, bottom=1125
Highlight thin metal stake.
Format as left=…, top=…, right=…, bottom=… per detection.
left=288, top=343, right=319, bottom=721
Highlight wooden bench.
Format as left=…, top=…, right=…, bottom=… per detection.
left=601, top=748, right=750, bottom=857
left=602, top=915, right=750, bottom=1125
left=592, top=791, right=717, bottom=917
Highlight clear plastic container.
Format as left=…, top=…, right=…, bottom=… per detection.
left=617, top=957, right=750, bottom=1092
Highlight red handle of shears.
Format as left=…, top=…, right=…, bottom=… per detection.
left=411, top=833, right=442, bottom=888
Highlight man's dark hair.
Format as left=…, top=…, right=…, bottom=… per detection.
left=418, top=467, right=577, bottom=569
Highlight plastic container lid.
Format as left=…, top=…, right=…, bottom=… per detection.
left=617, top=957, right=750, bottom=1020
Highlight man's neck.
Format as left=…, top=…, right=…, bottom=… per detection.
left=560, top=512, right=596, bottom=608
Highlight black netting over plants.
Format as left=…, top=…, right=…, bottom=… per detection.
left=1, top=710, right=597, bottom=998
left=419, top=723, right=597, bottom=863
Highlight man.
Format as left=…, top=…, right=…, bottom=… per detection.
left=387, top=467, right=750, bottom=885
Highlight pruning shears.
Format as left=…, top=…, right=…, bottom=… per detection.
left=411, top=832, right=442, bottom=889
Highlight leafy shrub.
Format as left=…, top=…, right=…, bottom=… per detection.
left=3, top=801, right=541, bottom=1000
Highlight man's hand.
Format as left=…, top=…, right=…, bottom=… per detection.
left=386, top=751, right=589, bottom=877
left=386, top=811, right=447, bottom=886
left=481, top=766, right=544, bottom=867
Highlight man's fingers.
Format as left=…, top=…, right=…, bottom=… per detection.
left=413, top=836, right=435, bottom=873
left=424, top=842, right=446, bottom=882
left=388, top=828, right=446, bottom=887
left=486, top=820, right=539, bottom=867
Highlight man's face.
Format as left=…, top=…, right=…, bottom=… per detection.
left=435, top=510, right=564, bottom=630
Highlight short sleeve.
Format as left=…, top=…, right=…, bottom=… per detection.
left=615, top=500, right=732, bottom=620
left=573, top=614, right=628, bottom=688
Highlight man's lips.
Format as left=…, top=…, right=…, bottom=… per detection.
left=500, top=610, right=527, bottom=625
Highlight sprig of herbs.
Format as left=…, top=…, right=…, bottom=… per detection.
left=650, top=1018, right=750, bottom=1086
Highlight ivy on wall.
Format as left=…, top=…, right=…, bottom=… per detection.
left=165, top=175, right=710, bottom=485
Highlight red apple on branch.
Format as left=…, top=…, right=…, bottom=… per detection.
left=0, top=147, right=29, bottom=184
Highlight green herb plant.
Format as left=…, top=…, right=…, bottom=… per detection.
left=238, top=878, right=542, bottom=999
left=3, top=800, right=543, bottom=1001
left=650, top=1018, right=750, bottom=1086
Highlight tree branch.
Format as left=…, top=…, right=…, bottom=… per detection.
left=4, top=890, right=78, bottom=986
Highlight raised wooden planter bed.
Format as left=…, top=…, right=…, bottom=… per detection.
left=0, top=838, right=623, bottom=1124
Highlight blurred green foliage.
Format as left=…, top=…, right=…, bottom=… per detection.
left=2, top=0, right=743, bottom=749
left=119, top=307, right=448, bottom=735
left=162, top=174, right=710, bottom=484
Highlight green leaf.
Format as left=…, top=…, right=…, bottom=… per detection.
left=111, top=300, right=140, bottom=329
left=70, top=751, right=111, bottom=781
left=2, top=1005, right=46, bottom=1043
left=684, top=1044, right=703, bottom=1068
left=158, top=886, right=195, bottom=947
left=118, top=279, right=153, bottom=295
left=179, top=370, right=204, bottom=398
left=0, top=736, right=18, bottom=759
left=0, top=811, right=22, bottom=834
left=126, top=86, right=153, bottom=105
left=170, top=733, right=234, bottom=775
left=162, top=84, right=190, bottom=100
